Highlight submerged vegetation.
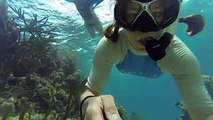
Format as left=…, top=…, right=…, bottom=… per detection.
left=0, top=0, right=86, bottom=119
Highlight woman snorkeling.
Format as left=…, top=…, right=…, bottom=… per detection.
left=79, top=0, right=212, bottom=120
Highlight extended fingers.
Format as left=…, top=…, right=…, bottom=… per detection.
left=83, top=97, right=105, bottom=120
left=85, top=104, right=105, bottom=120
left=100, top=95, right=122, bottom=120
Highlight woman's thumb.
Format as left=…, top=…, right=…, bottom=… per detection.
left=100, top=95, right=122, bottom=120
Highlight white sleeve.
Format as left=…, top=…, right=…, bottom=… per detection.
left=158, top=37, right=213, bottom=120
left=86, top=37, right=120, bottom=93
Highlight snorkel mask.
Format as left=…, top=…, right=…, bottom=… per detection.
left=114, top=0, right=180, bottom=32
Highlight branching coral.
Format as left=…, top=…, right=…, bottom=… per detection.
left=9, top=6, right=56, bottom=42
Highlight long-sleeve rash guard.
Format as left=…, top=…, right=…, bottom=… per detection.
left=85, top=19, right=213, bottom=120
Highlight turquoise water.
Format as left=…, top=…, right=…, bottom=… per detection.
left=7, top=0, right=213, bottom=119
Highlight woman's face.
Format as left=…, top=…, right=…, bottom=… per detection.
left=121, top=0, right=165, bottom=42
left=125, top=29, right=164, bottom=42
left=124, top=29, right=164, bottom=50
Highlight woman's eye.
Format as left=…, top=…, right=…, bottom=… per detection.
left=126, top=12, right=138, bottom=24
left=127, top=2, right=140, bottom=13
left=124, top=3, right=141, bottom=23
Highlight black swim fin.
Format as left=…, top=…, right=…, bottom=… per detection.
left=179, top=14, right=205, bottom=36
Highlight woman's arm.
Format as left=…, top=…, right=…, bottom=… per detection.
left=173, top=61, right=213, bottom=120
left=80, top=37, right=122, bottom=120
left=157, top=36, right=213, bottom=120
left=85, top=38, right=117, bottom=92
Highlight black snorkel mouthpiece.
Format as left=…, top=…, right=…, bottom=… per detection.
left=145, top=32, right=173, bottom=61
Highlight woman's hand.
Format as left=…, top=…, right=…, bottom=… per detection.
left=81, top=94, right=122, bottom=120
left=179, top=14, right=205, bottom=36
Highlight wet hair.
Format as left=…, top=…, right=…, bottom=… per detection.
left=103, top=0, right=130, bottom=42
left=104, top=21, right=120, bottom=42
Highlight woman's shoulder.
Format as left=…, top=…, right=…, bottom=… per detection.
left=98, top=30, right=128, bottom=50
left=95, top=31, right=128, bottom=64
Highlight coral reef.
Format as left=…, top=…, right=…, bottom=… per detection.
left=0, top=1, right=86, bottom=119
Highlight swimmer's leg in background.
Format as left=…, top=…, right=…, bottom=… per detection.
left=84, top=8, right=103, bottom=37
left=75, top=1, right=103, bottom=37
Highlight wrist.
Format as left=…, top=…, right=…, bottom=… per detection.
left=80, top=89, right=97, bottom=101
